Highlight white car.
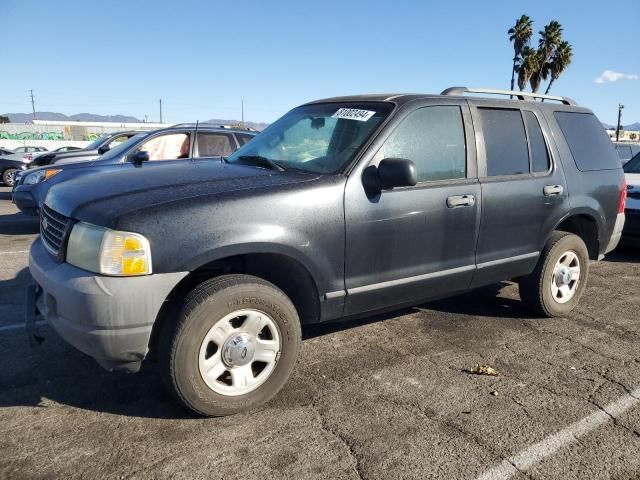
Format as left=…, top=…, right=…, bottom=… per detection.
left=622, top=152, right=640, bottom=246
left=5, top=146, right=49, bottom=164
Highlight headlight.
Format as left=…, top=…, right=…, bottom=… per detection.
left=66, top=222, right=152, bottom=276
left=23, top=169, right=61, bottom=185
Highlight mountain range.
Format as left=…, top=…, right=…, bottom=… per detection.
left=1, top=112, right=269, bottom=130
left=3, top=111, right=637, bottom=133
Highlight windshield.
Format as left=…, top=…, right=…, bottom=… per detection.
left=624, top=152, right=640, bottom=174
left=226, top=102, right=393, bottom=173
left=95, top=133, right=149, bottom=160
left=85, top=135, right=111, bottom=150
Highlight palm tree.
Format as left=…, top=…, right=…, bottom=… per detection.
left=508, top=15, right=534, bottom=91
left=517, top=47, right=540, bottom=91
left=544, top=41, right=573, bottom=94
left=530, top=21, right=563, bottom=93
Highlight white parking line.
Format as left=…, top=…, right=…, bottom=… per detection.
left=0, top=250, right=29, bottom=255
left=476, top=386, right=640, bottom=480
left=0, top=320, right=46, bottom=332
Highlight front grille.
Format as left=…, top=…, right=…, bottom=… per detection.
left=40, top=204, right=72, bottom=258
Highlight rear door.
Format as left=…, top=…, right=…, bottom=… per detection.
left=343, top=99, right=480, bottom=315
left=469, top=102, right=569, bottom=287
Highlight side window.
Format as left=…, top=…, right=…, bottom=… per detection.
left=615, top=145, right=632, bottom=161
left=138, top=133, right=191, bottom=161
left=235, top=133, right=254, bottom=146
left=107, top=134, right=133, bottom=149
left=375, top=106, right=466, bottom=182
left=524, top=111, right=551, bottom=173
left=554, top=112, right=619, bottom=171
left=196, top=133, right=233, bottom=157
left=480, top=108, right=529, bottom=176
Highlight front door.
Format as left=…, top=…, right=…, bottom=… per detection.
left=343, top=100, right=480, bottom=315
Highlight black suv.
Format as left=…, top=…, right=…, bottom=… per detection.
left=27, top=87, right=625, bottom=416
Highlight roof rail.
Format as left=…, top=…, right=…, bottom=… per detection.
left=440, top=87, right=577, bottom=106
left=169, top=122, right=256, bottom=131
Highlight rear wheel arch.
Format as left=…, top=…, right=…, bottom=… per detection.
left=553, top=213, right=599, bottom=260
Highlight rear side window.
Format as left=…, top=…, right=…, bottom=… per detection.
left=524, top=111, right=550, bottom=173
left=554, top=112, right=619, bottom=171
left=196, top=133, right=233, bottom=157
left=480, top=108, right=529, bottom=176
left=235, top=133, right=255, bottom=146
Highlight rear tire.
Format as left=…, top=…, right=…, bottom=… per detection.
left=518, top=232, right=589, bottom=317
left=2, top=168, right=17, bottom=187
left=161, top=274, right=301, bottom=416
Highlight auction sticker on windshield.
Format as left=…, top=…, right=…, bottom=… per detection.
left=332, top=108, right=376, bottom=122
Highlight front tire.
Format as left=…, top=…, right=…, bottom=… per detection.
left=161, top=274, right=301, bottom=416
left=518, top=231, right=589, bottom=317
left=2, top=168, right=17, bottom=187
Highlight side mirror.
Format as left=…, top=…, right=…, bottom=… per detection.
left=97, top=145, right=110, bottom=155
left=362, top=158, right=417, bottom=193
left=131, top=150, right=150, bottom=167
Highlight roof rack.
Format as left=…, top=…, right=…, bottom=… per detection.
left=169, top=122, right=256, bottom=131
left=440, top=87, right=577, bottom=106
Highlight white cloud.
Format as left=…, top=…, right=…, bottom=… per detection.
left=595, top=70, right=639, bottom=84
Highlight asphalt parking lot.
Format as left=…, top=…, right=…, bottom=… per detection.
left=1, top=185, right=639, bottom=480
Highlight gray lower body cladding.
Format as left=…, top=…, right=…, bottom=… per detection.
left=28, top=238, right=188, bottom=371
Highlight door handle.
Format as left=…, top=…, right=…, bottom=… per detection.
left=543, top=185, right=564, bottom=196
left=446, top=194, right=475, bottom=208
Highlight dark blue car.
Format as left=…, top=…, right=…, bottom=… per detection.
left=13, top=124, right=256, bottom=215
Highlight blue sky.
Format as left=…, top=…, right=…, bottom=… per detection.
left=1, top=0, right=638, bottom=125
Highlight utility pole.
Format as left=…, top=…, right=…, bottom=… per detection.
left=616, top=104, right=624, bottom=142
left=29, top=89, right=36, bottom=121
left=241, top=99, right=244, bottom=128
left=159, top=99, right=163, bottom=123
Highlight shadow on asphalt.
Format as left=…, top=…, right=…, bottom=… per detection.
left=0, top=213, right=39, bottom=235
left=1, top=283, right=530, bottom=420
left=0, top=191, right=12, bottom=201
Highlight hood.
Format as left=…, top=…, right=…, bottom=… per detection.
left=46, top=160, right=319, bottom=226
left=51, top=149, right=100, bottom=165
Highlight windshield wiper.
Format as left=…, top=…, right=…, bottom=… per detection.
left=236, top=155, right=286, bottom=172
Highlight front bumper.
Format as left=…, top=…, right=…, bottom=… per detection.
left=28, top=238, right=188, bottom=371
left=12, top=187, right=38, bottom=216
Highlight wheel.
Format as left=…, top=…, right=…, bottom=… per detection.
left=161, top=274, right=301, bottom=416
left=518, top=231, right=589, bottom=317
left=2, top=168, right=17, bottom=187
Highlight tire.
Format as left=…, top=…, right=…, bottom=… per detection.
left=161, top=274, right=301, bottom=416
left=518, top=231, right=589, bottom=317
left=2, top=168, right=17, bottom=187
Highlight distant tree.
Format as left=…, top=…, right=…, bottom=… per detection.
left=530, top=21, right=563, bottom=93
left=630, top=132, right=638, bottom=141
left=544, top=41, right=573, bottom=94
left=508, top=15, right=534, bottom=92
left=517, top=47, right=541, bottom=91
left=0, top=115, right=9, bottom=124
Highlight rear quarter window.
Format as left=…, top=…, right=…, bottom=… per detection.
left=554, top=112, right=619, bottom=171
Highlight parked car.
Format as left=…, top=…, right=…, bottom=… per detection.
left=28, top=131, right=144, bottom=168
left=2, top=146, right=48, bottom=165
left=51, top=146, right=83, bottom=153
left=614, top=142, right=640, bottom=166
left=27, top=87, right=625, bottom=416
left=622, top=152, right=640, bottom=246
left=0, top=157, right=28, bottom=186
left=13, top=124, right=256, bottom=215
